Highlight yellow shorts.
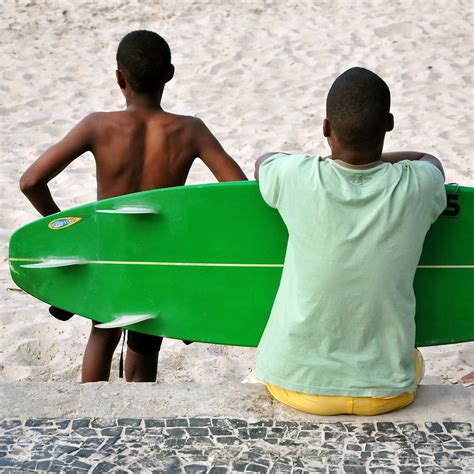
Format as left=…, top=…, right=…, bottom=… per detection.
left=266, top=349, right=424, bottom=416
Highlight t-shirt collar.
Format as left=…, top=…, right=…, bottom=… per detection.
left=333, top=159, right=384, bottom=170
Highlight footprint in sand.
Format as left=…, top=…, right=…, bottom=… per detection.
left=17, top=321, right=73, bottom=341
left=374, top=23, right=421, bottom=38
left=15, top=339, right=65, bottom=367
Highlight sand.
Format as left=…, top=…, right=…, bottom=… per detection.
left=0, top=0, right=472, bottom=388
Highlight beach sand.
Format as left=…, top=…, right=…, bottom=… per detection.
left=1, top=0, right=472, bottom=387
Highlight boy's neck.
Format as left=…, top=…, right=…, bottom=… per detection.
left=331, top=147, right=382, bottom=166
left=125, top=89, right=164, bottom=110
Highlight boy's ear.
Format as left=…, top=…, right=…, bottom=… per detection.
left=116, top=69, right=127, bottom=90
left=165, top=64, right=175, bottom=83
left=323, top=118, right=331, bottom=138
left=386, top=113, right=394, bottom=132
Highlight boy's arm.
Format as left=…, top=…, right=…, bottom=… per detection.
left=20, top=114, right=96, bottom=216
left=381, top=151, right=445, bottom=180
left=254, top=152, right=288, bottom=180
left=194, top=119, right=247, bottom=181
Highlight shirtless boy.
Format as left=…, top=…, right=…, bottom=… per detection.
left=254, top=67, right=446, bottom=415
left=20, top=30, right=247, bottom=383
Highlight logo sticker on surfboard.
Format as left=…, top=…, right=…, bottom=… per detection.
left=48, top=217, right=82, bottom=230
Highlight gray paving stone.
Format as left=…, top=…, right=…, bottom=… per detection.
left=25, top=418, right=52, bottom=427
left=209, top=467, right=228, bottom=474
left=166, top=417, right=189, bottom=427
left=0, top=417, right=472, bottom=471
left=212, top=419, right=232, bottom=429
left=54, top=444, right=80, bottom=455
left=186, top=427, right=210, bottom=437
left=145, top=418, right=166, bottom=428
left=444, top=422, right=472, bottom=434
left=35, top=460, right=51, bottom=470
left=55, top=420, right=71, bottom=430
left=185, top=436, right=215, bottom=447
left=72, top=418, right=91, bottom=429
left=184, top=464, right=208, bottom=473
left=75, top=427, right=97, bottom=437
left=249, top=427, right=267, bottom=438
left=118, top=418, right=142, bottom=427
left=101, top=426, right=123, bottom=436
left=166, top=427, right=188, bottom=438
left=209, top=426, right=233, bottom=436
left=189, top=418, right=211, bottom=427
left=0, top=420, right=22, bottom=430
left=75, top=448, right=95, bottom=458
left=92, top=460, right=116, bottom=472
left=91, top=418, right=117, bottom=428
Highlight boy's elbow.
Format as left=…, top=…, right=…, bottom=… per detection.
left=429, top=156, right=445, bottom=180
left=19, top=174, right=30, bottom=194
left=436, top=162, right=446, bottom=181
left=19, top=173, right=39, bottom=194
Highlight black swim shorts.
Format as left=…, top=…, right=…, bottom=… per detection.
left=127, top=331, right=193, bottom=353
left=127, top=331, right=163, bottom=354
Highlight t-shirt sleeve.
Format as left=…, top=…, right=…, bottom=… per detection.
left=410, top=161, right=447, bottom=223
left=258, top=153, right=294, bottom=208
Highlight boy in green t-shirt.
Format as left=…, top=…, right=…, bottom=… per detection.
left=254, top=67, right=446, bottom=415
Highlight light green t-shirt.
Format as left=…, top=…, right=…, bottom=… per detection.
left=256, top=154, right=446, bottom=397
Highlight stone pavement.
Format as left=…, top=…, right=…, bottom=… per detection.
left=1, top=382, right=473, bottom=472
left=1, top=417, right=473, bottom=472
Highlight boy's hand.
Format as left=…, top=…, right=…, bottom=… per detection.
left=195, top=119, right=247, bottom=182
left=20, top=114, right=96, bottom=216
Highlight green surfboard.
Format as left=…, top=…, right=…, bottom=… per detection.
left=9, top=182, right=474, bottom=347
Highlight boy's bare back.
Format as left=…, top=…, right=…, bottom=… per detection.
left=93, top=109, right=200, bottom=199
left=21, top=107, right=245, bottom=211
left=97, top=109, right=245, bottom=199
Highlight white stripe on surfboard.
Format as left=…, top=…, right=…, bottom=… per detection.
left=417, top=265, right=474, bottom=269
left=8, top=258, right=474, bottom=269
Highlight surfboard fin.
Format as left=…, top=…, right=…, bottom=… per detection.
left=21, top=259, right=87, bottom=269
left=95, top=313, right=157, bottom=329
left=96, top=206, right=158, bottom=215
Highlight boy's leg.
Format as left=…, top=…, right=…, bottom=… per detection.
left=125, top=331, right=163, bottom=382
left=266, top=383, right=353, bottom=415
left=352, top=349, right=425, bottom=415
left=82, top=322, right=122, bottom=382
left=265, top=350, right=425, bottom=416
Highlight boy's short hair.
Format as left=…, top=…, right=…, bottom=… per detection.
left=116, top=30, right=171, bottom=93
left=326, top=67, right=391, bottom=151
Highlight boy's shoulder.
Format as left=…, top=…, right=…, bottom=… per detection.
left=157, top=111, right=208, bottom=128
left=70, top=110, right=213, bottom=151
left=74, top=110, right=202, bottom=132
left=89, top=110, right=206, bottom=129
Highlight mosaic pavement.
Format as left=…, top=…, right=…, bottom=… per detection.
left=0, top=418, right=473, bottom=472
